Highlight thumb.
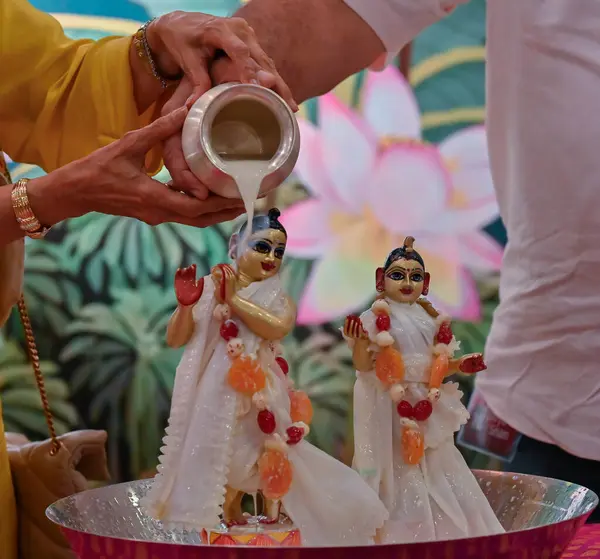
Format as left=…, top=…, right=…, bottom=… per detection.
left=133, top=106, right=189, bottom=153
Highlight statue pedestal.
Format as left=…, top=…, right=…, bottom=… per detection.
left=201, top=518, right=301, bottom=546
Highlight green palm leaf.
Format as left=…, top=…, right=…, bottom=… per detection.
left=4, top=242, right=84, bottom=348
left=60, top=286, right=182, bottom=478
left=0, top=341, right=78, bottom=438
left=62, top=214, right=233, bottom=293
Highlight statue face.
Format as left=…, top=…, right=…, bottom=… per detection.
left=383, top=258, right=425, bottom=304
left=237, top=228, right=286, bottom=281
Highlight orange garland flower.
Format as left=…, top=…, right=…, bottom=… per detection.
left=258, top=448, right=293, bottom=500
left=401, top=425, right=425, bottom=465
left=227, top=356, right=267, bottom=395
left=289, top=390, right=313, bottom=425
left=375, top=346, right=405, bottom=387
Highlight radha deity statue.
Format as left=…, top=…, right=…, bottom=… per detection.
left=142, top=208, right=388, bottom=546
left=343, top=236, right=504, bottom=543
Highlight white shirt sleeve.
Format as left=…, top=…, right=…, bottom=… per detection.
left=343, top=0, right=468, bottom=58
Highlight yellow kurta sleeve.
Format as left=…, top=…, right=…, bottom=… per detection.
left=0, top=0, right=163, bottom=173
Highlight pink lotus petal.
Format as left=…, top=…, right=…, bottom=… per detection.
left=362, top=66, right=422, bottom=141
left=419, top=243, right=481, bottom=321
left=439, top=126, right=497, bottom=204
left=296, top=247, right=377, bottom=325
left=319, top=94, right=377, bottom=212
left=459, top=231, right=504, bottom=272
left=280, top=199, right=333, bottom=259
left=432, top=199, right=500, bottom=234
left=368, top=143, right=451, bottom=233
left=293, top=119, right=342, bottom=203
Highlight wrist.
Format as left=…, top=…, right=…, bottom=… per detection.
left=145, top=18, right=182, bottom=82
left=26, top=164, right=87, bottom=227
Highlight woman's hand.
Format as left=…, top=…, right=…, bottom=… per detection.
left=146, top=12, right=295, bottom=105
left=140, top=12, right=297, bottom=197
left=28, top=107, right=244, bottom=229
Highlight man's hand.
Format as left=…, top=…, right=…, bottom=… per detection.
left=29, top=107, right=244, bottom=228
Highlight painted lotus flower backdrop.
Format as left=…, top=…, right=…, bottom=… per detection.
left=284, top=66, right=501, bottom=324
left=2, top=0, right=504, bottom=479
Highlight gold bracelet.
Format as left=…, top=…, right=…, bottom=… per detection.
left=133, top=19, right=183, bottom=90
left=11, top=178, right=49, bottom=239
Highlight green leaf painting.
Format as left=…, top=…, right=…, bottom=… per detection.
left=0, top=341, right=78, bottom=437
left=2, top=0, right=502, bottom=479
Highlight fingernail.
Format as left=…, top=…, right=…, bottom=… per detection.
left=256, top=70, right=273, bottom=85
left=185, top=94, right=197, bottom=109
left=250, top=78, right=259, bottom=85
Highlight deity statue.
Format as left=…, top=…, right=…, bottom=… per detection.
left=142, top=209, right=387, bottom=546
left=344, top=236, right=504, bottom=543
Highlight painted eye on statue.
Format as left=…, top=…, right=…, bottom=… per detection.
left=274, top=247, right=285, bottom=260
left=252, top=240, right=272, bottom=254
left=388, top=271, right=405, bottom=281
left=411, top=273, right=424, bottom=282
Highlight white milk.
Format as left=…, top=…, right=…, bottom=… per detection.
left=223, top=159, right=268, bottom=249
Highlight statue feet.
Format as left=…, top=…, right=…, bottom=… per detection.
left=223, top=486, right=247, bottom=527
left=259, top=498, right=282, bottom=524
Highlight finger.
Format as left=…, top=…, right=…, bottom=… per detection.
left=162, top=78, right=193, bottom=115
left=140, top=178, right=243, bottom=219
left=178, top=48, right=213, bottom=96
left=256, top=70, right=298, bottom=111
left=152, top=207, right=245, bottom=228
left=131, top=107, right=189, bottom=154
left=163, top=134, right=209, bottom=200
left=200, top=27, right=255, bottom=83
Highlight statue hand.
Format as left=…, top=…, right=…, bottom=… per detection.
left=344, top=315, right=368, bottom=340
left=211, top=263, right=236, bottom=303
left=459, top=353, right=487, bottom=374
left=175, top=264, right=204, bottom=306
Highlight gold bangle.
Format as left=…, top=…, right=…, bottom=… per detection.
left=11, top=179, right=49, bottom=239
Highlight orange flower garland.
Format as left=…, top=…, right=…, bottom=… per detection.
left=368, top=299, right=458, bottom=466
left=258, top=444, right=294, bottom=500
left=213, top=299, right=313, bottom=504
left=227, top=356, right=266, bottom=395
left=289, top=390, right=313, bottom=424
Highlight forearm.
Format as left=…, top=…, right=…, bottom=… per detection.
left=229, top=295, right=294, bottom=341
left=352, top=340, right=374, bottom=372
left=233, top=0, right=460, bottom=103
left=166, top=305, right=195, bottom=348
left=234, top=0, right=384, bottom=103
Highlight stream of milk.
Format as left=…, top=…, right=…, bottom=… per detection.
left=224, top=160, right=268, bottom=251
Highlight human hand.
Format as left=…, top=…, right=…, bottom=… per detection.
left=175, top=264, right=205, bottom=307
left=155, top=14, right=298, bottom=198
left=159, top=77, right=208, bottom=199
left=31, top=107, right=244, bottom=228
left=159, top=77, right=288, bottom=198
left=146, top=12, right=296, bottom=106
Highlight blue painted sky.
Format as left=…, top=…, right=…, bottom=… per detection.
left=30, top=0, right=242, bottom=20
